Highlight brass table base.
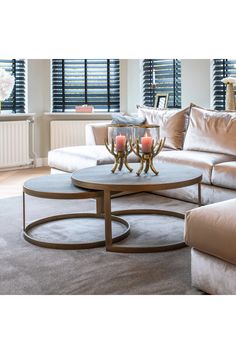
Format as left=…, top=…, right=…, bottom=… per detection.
left=107, top=209, right=186, bottom=253
left=23, top=212, right=130, bottom=250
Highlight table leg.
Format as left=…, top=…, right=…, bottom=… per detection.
left=23, top=191, right=26, bottom=231
left=96, top=195, right=104, bottom=216
left=198, top=183, right=202, bottom=207
left=104, top=190, right=112, bottom=249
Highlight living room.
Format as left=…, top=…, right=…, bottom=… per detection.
left=1, top=0, right=235, bottom=352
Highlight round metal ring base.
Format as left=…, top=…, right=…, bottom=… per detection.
left=108, top=209, right=186, bottom=253
left=23, top=213, right=130, bottom=250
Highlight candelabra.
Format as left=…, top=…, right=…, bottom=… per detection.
left=104, top=138, right=133, bottom=173
left=132, top=137, right=166, bottom=176
left=104, top=124, right=166, bottom=176
left=104, top=124, right=133, bottom=173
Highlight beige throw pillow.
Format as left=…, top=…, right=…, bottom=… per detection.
left=138, top=106, right=189, bottom=150
left=184, top=105, right=236, bottom=156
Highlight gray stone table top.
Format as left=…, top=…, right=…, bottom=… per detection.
left=72, top=163, right=202, bottom=192
left=23, top=174, right=102, bottom=199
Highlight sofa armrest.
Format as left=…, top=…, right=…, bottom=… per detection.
left=85, top=122, right=111, bottom=145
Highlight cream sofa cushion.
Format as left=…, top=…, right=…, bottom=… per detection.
left=86, top=122, right=111, bottom=145
left=48, top=145, right=139, bottom=173
left=185, top=198, right=236, bottom=266
left=184, top=105, right=236, bottom=156
left=212, top=161, right=236, bottom=189
left=138, top=106, right=189, bottom=150
left=157, top=150, right=235, bottom=184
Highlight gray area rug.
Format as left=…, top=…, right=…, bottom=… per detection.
left=0, top=193, right=203, bottom=295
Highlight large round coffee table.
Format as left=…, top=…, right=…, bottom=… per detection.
left=23, top=174, right=129, bottom=249
left=72, top=163, right=202, bottom=253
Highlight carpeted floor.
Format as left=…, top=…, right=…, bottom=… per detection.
left=0, top=193, right=203, bottom=295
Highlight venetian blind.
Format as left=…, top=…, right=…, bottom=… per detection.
left=52, top=59, right=120, bottom=112
left=143, top=59, right=181, bottom=108
left=0, top=59, right=25, bottom=113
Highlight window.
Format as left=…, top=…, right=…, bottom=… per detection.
left=213, top=59, right=236, bottom=110
left=0, top=59, right=25, bottom=113
left=143, top=59, right=181, bottom=108
left=52, top=59, right=120, bottom=112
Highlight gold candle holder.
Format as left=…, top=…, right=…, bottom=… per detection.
left=132, top=138, right=166, bottom=176
left=104, top=124, right=134, bottom=174
left=104, top=138, right=133, bottom=173
left=132, top=124, right=165, bottom=176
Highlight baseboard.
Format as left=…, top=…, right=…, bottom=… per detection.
left=0, top=162, right=34, bottom=172
left=35, top=158, right=48, bottom=167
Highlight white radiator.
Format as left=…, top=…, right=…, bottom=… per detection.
left=50, top=120, right=108, bottom=150
left=0, top=120, right=32, bottom=169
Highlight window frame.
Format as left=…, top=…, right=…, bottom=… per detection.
left=51, top=59, right=120, bottom=113
left=0, top=59, right=26, bottom=113
left=143, top=59, right=181, bottom=108
left=212, top=59, right=236, bottom=110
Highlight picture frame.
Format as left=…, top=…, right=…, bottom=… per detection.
left=154, top=93, right=169, bottom=109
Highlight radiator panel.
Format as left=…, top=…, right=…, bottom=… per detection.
left=0, top=121, right=31, bottom=168
left=50, top=120, right=107, bottom=149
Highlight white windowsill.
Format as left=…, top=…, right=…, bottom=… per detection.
left=44, top=112, right=115, bottom=120
left=0, top=113, right=35, bottom=121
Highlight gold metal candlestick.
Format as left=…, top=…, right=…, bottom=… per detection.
left=105, top=138, right=133, bottom=173
left=132, top=137, right=166, bottom=176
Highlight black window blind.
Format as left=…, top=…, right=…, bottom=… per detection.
left=213, top=59, right=236, bottom=110
left=0, top=59, right=25, bottom=113
left=143, top=59, right=181, bottom=108
left=52, top=59, right=120, bottom=112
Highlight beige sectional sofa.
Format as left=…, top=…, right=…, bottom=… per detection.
left=49, top=104, right=236, bottom=205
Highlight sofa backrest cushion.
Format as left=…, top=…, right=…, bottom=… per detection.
left=85, top=122, right=111, bottom=145
left=138, top=106, right=189, bottom=150
left=112, top=113, right=145, bottom=125
left=184, top=105, right=236, bottom=156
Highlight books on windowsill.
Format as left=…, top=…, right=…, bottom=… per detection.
left=75, top=105, right=94, bottom=113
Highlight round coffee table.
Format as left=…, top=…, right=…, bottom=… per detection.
left=72, top=163, right=202, bottom=253
left=23, top=174, right=129, bottom=249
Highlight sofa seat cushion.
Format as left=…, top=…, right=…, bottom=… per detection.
left=48, top=145, right=139, bottom=173
left=157, top=150, right=235, bottom=184
left=185, top=198, right=236, bottom=266
left=212, top=161, right=236, bottom=189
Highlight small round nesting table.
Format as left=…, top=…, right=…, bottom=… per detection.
left=72, top=163, right=202, bottom=253
left=23, top=174, right=129, bottom=249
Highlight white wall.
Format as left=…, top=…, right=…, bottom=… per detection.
left=28, top=59, right=51, bottom=159
left=26, top=59, right=212, bottom=159
left=120, top=59, right=142, bottom=112
left=123, top=59, right=212, bottom=112
left=181, top=59, right=211, bottom=108
left=127, top=59, right=143, bottom=113
left=119, top=59, right=128, bottom=112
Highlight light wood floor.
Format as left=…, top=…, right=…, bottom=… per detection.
left=0, top=167, right=51, bottom=198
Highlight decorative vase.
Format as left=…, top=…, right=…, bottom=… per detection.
left=226, top=83, right=236, bottom=111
